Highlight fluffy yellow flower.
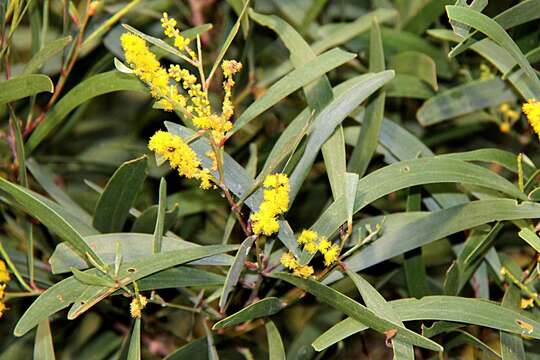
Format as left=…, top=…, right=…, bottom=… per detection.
left=161, top=12, right=190, bottom=51
left=298, top=229, right=318, bottom=245
left=148, top=131, right=200, bottom=178
left=523, top=99, right=540, bottom=138
left=304, top=241, right=318, bottom=254
left=251, top=211, right=280, bottom=236
left=280, top=252, right=299, bottom=270
left=0, top=260, right=9, bottom=283
left=318, top=237, right=331, bottom=253
left=293, top=265, right=314, bottom=278
left=323, top=244, right=340, bottom=266
left=120, top=32, right=185, bottom=111
left=130, top=294, right=148, bottom=318
left=251, top=174, right=289, bottom=236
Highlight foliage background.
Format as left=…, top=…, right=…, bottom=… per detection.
left=1, top=0, right=540, bottom=359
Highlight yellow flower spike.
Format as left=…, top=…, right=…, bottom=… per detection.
left=0, top=260, right=9, bottom=283
left=304, top=241, right=318, bottom=254
left=161, top=12, right=190, bottom=51
left=130, top=294, right=148, bottom=319
left=251, top=174, right=290, bottom=236
left=298, top=229, right=318, bottom=245
left=0, top=284, right=5, bottom=299
left=280, top=252, right=299, bottom=270
left=521, top=297, right=535, bottom=309
left=323, top=244, right=340, bottom=266
left=318, top=237, right=331, bottom=253
left=148, top=131, right=212, bottom=191
left=293, top=265, right=314, bottom=278
left=523, top=99, right=540, bottom=139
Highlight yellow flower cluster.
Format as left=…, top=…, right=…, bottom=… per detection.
left=161, top=12, right=195, bottom=59
left=120, top=32, right=185, bottom=112
left=523, top=99, right=540, bottom=139
left=280, top=252, right=314, bottom=278
left=130, top=294, right=148, bottom=318
left=251, top=174, right=289, bottom=236
left=121, top=13, right=243, bottom=145
left=297, top=230, right=339, bottom=266
left=148, top=130, right=212, bottom=189
left=0, top=260, right=9, bottom=318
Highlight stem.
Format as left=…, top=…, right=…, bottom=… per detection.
left=0, top=240, right=32, bottom=292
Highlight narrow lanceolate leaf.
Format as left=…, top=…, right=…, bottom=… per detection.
left=324, top=200, right=540, bottom=283
left=348, top=19, right=386, bottom=178
left=213, top=298, right=283, bottom=329
left=231, top=48, right=355, bottom=134
left=417, top=78, right=515, bottom=126
left=153, top=178, right=167, bottom=253
left=446, top=6, right=540, bottom=88
left=50, top=233, right=233, bottom=274
left=346, top=271, right=414, bottom=359
left=23, top=36, right=72, bottom=75
left=272, top=273, right=443, bottom=351
left=14, top=245, right=237, bottom=336
left=266, top=320, right=286, bottom=360
left=310, top=158, right=525, bottom=244
left=26, top=71, right=146, bottom=153
left=93, top=156, right=147, bottom=233
left=127, top=318, right=141, bottom=360
left=500, top=285, right=526, bottom=360
left=219, top=236, right=256, bottom=311
left=0, top=75, right=53, bottom=105
left=0, top=177, right=106, bottom=268
left=33, top=320, right=55, bottom=360
left=449, top=0, right=540, bottom=57
left=289, top=71, right=395, bottom=202
left=314, top=295, right=540, bottom=349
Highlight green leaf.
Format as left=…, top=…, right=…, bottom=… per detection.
left=389, top=51, right=438, bottom=90
left=386, top=74, right=434, bottom=99
left=449, top=0, right=540, bottom=57
left=23, top=36, right=71, bottom=76
left=322, top=127, right=347, bottom=200
left=14, top=245, right=237, bottom=336
left=500, top=285, right=525, bottom=360
left=272, top=273, right=442, bottom=351
left=346, top=271, right=414, bottom=359
left=33, top=320, right=55, bottom=360
left=127, top=318, right=141, bottom=360
left=219, top=236, right=256, bottom=311
left=402, top=0, right=454, bottom=34
left=153, top=178, right=167, bottom=253
left=231, top=48, right=355, bottom=134
left=213, top=297, right=283, bottom=330
left=266, top=320, right=286, bottom=360
left=93, top=156, right=147, bottom=233
left=289, top=71, right=395, bottom=201
left=0, top=74, right=53, bottom=105
left=315, top=295, right=540, bottom=350
left=136, top=267, right=225, bottom=291
left=446, top=5, right=540, bottom=89
left=310, top=158, right=526, bottom=260
left=26, top=71, right=146, bottom=153
left=0, top=177, right=106, bottom=268
left=206, top=0, right=250, bottom=84
left=518, top=228, right=540, bottom=253
left=325, top=200, right=540, bottom=283
left=348, top=19, right=386, bottom=178
left=50, top=233, right=233, bottom=274
left=417, top=78, right=516, bottom=126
